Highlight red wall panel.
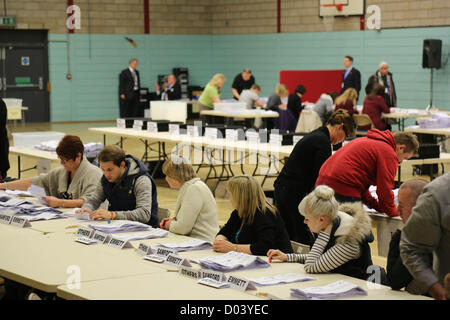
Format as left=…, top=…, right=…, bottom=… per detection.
left=279, top=70, right=343, bottom=103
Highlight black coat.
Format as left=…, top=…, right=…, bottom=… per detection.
left=119, top=68, right=140, bottom=100
left=157, top=82, right=182, bottom=100
left=0, top=98, right=10, bottom=180
left=275, top=125, right=331, bottom=193
left=341, top=67, right=361, bottom=97
left=287, top=93, right=303, bottom=122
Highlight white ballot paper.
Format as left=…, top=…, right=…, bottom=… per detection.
left=107, top=230, right=168, bottom=249
left=113, top=229, right=169, bottom=242
left=190, top=251, right=270, bottom=272
left=290, top=280, right=368, bottom=300
left=157, top=238, right=212, bottom=251
left=249, top=273, right=316, bottom=287
left=88, top=220, right=150, bottom=233
left=27, top=185, right=47, bottom=205
left=5, top=189, right=33, bottom=197
left=198, top=278, right=230, bottom=289
left=15, top=211, right=65, bottom=222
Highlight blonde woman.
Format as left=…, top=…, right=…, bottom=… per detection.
left=213, top=175, right=293, bottom=256
left=160, top=158, right=219, bottom=242
left=334, top=87, right=358, bottom=116
left=268, top=185, right=376, bottom=281
left=197, top=73, right=226, bottom=111
left=266, top=84, right=289, bottom=112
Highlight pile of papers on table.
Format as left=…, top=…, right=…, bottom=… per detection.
left=88, top=220, right=150, bottom=233
left=290, top=280, right=367, bottom=300
left=191, top=251, right=270, bottom=272
left=157, top=238, right=212, bottom=251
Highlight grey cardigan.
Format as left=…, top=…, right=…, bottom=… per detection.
left=30, top=156, right=102, bottom=201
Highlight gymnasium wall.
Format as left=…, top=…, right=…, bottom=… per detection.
left=48, top=26, right=450, bottom=121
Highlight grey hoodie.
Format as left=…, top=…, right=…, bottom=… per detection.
left=82, top=156, right=153, bottom=223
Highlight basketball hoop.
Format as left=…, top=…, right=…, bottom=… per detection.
left=320, top=3, right=344, bottom=11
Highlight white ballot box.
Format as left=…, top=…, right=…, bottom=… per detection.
left=150, top=101, right=187, bottom=123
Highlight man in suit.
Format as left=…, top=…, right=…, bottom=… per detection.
left=0, top=98, right=9, bottom=182
left=119, top=58, right=140, bottom=118
left=341, top=55, right=361, bottom=99
left=365, top=61, right=397, bottom=109
left=154, top=74, right=181, bottom=100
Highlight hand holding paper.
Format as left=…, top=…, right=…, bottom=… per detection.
left=27, top=185, right=47, bottom=205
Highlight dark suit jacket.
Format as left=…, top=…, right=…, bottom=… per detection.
left=0, top=98, right=10, bottom=180
left=158, top=82, right=182, bottom=100
left=119, top=68, right=140, bottom=100
left=341, top=67, right=361, bottom=97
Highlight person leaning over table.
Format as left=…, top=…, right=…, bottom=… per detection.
left=312, top=91, right=340, bottom=125
left=316, top=130, right=419, bottom=217
left=159, top=157, right=219, bottom=242
left=77, top=145, right=159, bottom=227
left=267, top=185, right=378, bottom=282
left=197, top=73, right=226, bottom=112
left=387, top=179, right=431, bottom=294
left=231, top=68, right=255, bottom=100
left=0, top=135, right=102, bottom=208
left=213, top=175, right=293, bottom=256
left=400, top=172, right=450, bottom=300
left=273, top=109, right=356, bottom=246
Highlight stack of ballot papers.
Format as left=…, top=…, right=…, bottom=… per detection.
left=88, top=221, right=150, bottom=233
left=4, top=190, right=33, bottom=197
left=34, top=141, right=103, bottom=158
left=191, top=251, right=270, bottom=272
left=113, top=229, right=169, bottom=242
left=83, top=142, right=103, bottom=158
left=290, top=280, right=368, bottom=300
left=14, top=211, right=65, bottom=221
left=157, top=238, right=212, bottom=251
left=248, top=273, right=316, bottom=287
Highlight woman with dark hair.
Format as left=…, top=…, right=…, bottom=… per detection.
left=0, top=98, right=10, bottom=182
left=362, top=83, right=390, bottom=131
left=0, top=135, right=102, bottom=208
left=273, top=109, right=356, bottom=246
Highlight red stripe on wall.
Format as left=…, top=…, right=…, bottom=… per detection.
left=144, top=0, right=150, bottom=34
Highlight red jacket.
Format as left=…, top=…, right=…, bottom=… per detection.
left=316, top=129, right=399, bottom=217
left=362, top=95, right=390, bottom=131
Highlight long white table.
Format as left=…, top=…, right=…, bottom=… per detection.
left=8, top=147, right=59, bottom=178
left=0, top=193, right=432, bottom=300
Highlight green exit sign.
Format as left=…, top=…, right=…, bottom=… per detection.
left=0, top=16, right=16, bottom=27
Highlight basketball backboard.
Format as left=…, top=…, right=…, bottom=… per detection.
left=319, top=0, right=364, bottom=17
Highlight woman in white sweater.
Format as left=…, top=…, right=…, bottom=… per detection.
left=160, top=158, right=219, bottom=242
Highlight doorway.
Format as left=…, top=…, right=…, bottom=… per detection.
left=0, top=29, right=50, bottom=123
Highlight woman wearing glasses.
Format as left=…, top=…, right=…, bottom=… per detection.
left=273, top=109, right=355, bottom=246
left=213, top=175, right=293, bottom=256
left=0, top=135, right=102, bottom=208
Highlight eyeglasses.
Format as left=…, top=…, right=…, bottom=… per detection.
left=59, top=157, right=71, bottom=164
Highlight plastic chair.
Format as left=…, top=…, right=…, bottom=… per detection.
left=290, top=240, right=310, bottom=254
left=353, top=114, right=374, bottom=136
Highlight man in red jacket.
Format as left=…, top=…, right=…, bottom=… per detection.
left=316, top=129, right=419, bottom=217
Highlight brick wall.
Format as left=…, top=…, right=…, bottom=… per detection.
left=1, top=0, right=450, bottom=35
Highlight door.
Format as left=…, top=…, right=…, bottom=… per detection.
left=0, top=30, right=50, bottom=123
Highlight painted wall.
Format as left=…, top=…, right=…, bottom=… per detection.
left=49, top=26, right=450, bottom=121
